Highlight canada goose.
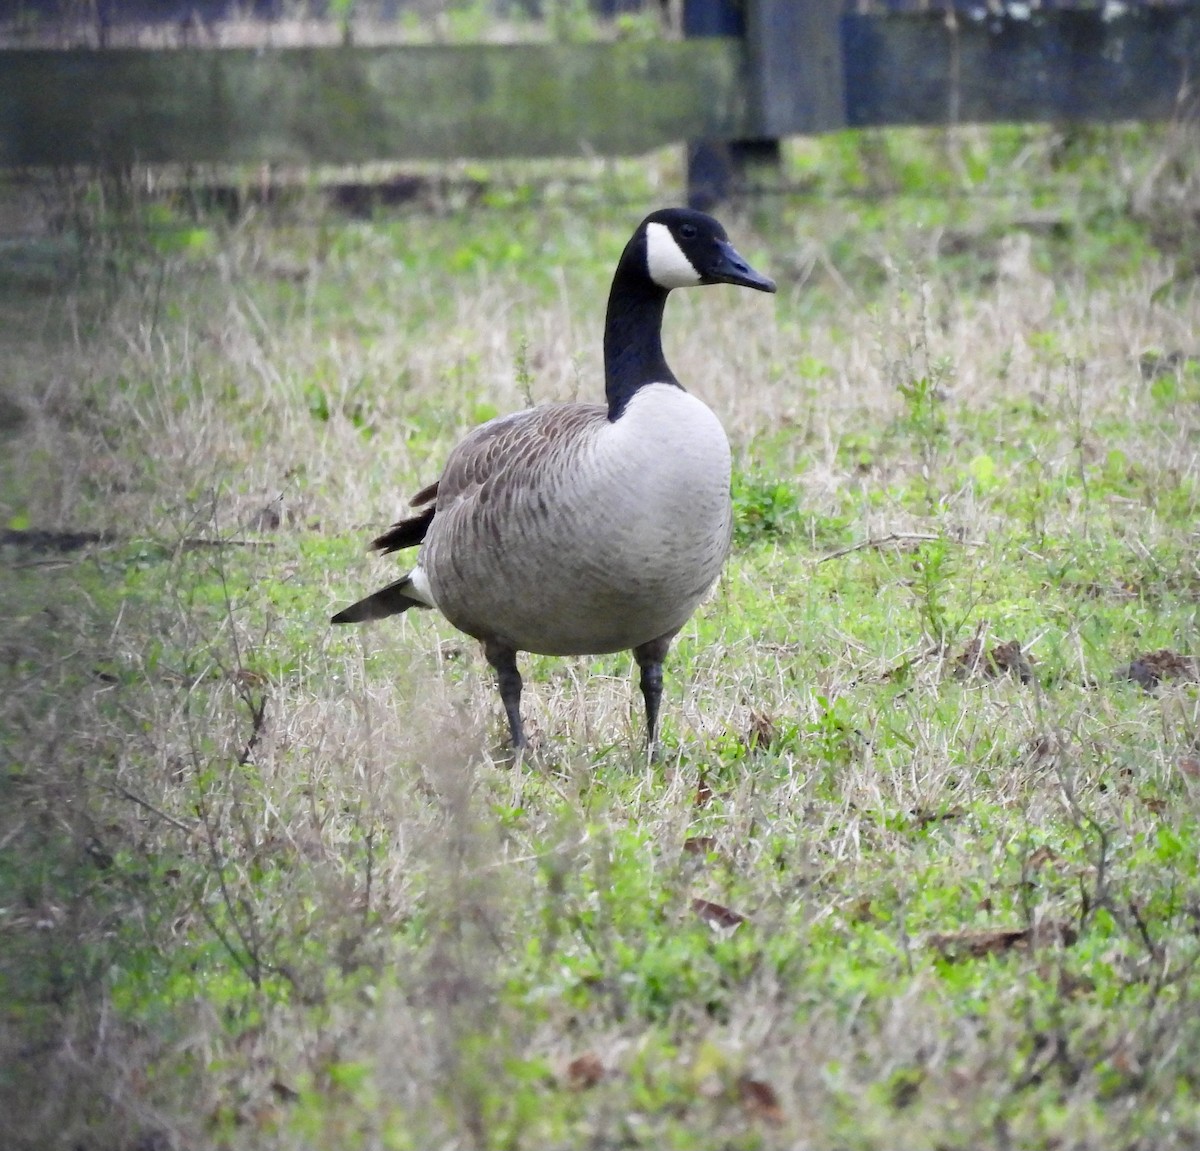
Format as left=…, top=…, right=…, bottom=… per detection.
left=332, top=207, right=775, bottom=749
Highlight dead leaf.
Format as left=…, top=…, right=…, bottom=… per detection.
left=564, top=1053, right=605, bottom=1091
left=695, top=772, right=713, bottom=808
left=1025, top=845, right=1059, bottom=873
left=1139, top=349, right=1194, bottom=378
left=738, top=1076, right=784, bottom=1125
left=928, top=927, right=1028, bottom=960
left=846, top=894, right=878, bottom=924
left=910, top=804, right=965, bottom=829
left=270, top=1079, right=300, bottom=1103
left=1121, top=649, right=1199, bottom=691
left=927, top=920, right=1075, bottom=962
left=249, top=1103, right=284, bottom=1129
left=888, top=1068, right=924, bottom=1110
left=249, top=499, right=284, bottom=532
left=692, top=898, right=747, bottom=931
left=1026, top=735, right=1059, bottom=764
left=1050, top=966, right=1095, bottom=998
left=683, top=836, right=718, bottom=857
left=744, top=709, right=777, bottom=752
left=953, top=625, right=1034, bottom=684
left=989, top=640, right=1035, bottom=683
left=1179, top=757, right=1200, bottom=779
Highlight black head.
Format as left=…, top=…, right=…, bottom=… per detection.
left=634, top=207, right=776, bottom=294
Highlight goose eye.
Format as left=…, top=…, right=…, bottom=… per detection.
left=679, top=223, right=697, bottom=240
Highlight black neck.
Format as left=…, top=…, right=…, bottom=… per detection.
left=603, top=260, right=679, bottom=421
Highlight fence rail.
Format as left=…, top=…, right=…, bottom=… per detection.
left=0, top=40, right=745, bottom=165
left=2, top=1, right=1198, bottom=201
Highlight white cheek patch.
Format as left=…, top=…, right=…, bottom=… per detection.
left=645, top=221, right=702, bottom=288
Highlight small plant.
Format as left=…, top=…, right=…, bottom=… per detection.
left=732, top=471, right=800, bottom=545
left=910, top=537, right=962, bottom=648
left=514, top=334, right=535, bottom=407
left=896, top=358, right=953, bottom=512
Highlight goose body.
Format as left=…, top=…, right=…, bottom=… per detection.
left=333, top=208, right=775, bottom=749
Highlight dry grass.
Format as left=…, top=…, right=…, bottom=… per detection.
left=3, top=127, right=1200, bottom=1149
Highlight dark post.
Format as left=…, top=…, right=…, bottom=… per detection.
left=684, top=0, right=846, bottom=210
left=683, top=0, right=757, bottom=210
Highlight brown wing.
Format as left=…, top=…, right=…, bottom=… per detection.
left=434, top=404, right=607, bottom=506
left=367, top=404, right=606, bottom=557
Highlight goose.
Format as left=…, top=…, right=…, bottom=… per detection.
left=332, top=207, right=776, bottom=750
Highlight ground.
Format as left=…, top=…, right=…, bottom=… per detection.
left=1, top=124, right=1199, bottom=1150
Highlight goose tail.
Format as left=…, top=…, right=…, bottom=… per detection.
left=331, top=576, right=430, bottom=624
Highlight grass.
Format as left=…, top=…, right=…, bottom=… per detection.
left=2, top=124, right=1200, bottom=1150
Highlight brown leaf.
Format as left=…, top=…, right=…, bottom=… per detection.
left=249, top=500, right=283, bottom=531
left=952, top=623, right=988, bottom=678
left=249, top=1104, right=284, bottom=1130
left=1027, top=735, right=1059, bottom=764
left=1024, top=845, right=1059, bottom=873
left=744, top=709, right=777, bottom=752
left=928, top=920, right=1076, bottom=961
left=953, top=626, right=1034, bottom=684
left=1053, top=967, right=1096, bottom=998
left=270, top=1079, right=300, bottom=1103
left=1179, top=757, right=1200, bottom=779
left=989, top=640, right=1035, bottom=684
left=692, top=897, right=747, bottom=931
left=910, top=804, right=965, bottom=829
left=888, top=1068, right=924, bottom=1109
left=564, top=1053, right=605, bottom=1091
left=927, top=927, right=1029, bottom=961
left=846, top=894, right=878, bottom=924
left=683, top=835, right=718, bottom=857
left=1121, top=649, right=1199, bottom=691
left=738, top=1076, right=784, bottom=1125
left=1139, top=350, right=1192, bottom=378
left=695, top=771, right=713, bottom=808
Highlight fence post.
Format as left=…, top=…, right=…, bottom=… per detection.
left=683, top=0, right=760, bottom=210
left=684, top=0, right=846, bottom=210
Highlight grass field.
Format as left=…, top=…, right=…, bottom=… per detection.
left=2, top=124, right=1200, bottom=1150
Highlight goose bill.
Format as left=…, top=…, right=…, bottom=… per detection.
left=708, top=239, right=777, bottom=294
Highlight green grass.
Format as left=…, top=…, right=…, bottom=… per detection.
left=2, top=125, right=1200, bottom=1150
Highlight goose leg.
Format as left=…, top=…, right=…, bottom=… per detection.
left=633, top=634, right=674, bottom=749
left=484, top=641, right=526, bottom=749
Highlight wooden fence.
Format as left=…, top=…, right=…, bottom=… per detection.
left=2, top=0, right=1198, bottom=206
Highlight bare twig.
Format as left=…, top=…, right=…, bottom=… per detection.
left=818, top=531, right=945, bottom=563
left=112, top=783, right=197, bottom=836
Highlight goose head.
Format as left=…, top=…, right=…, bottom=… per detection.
left=640, top=207, right=778, bottom=294
left=604, top=208, right=776, bottom=418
